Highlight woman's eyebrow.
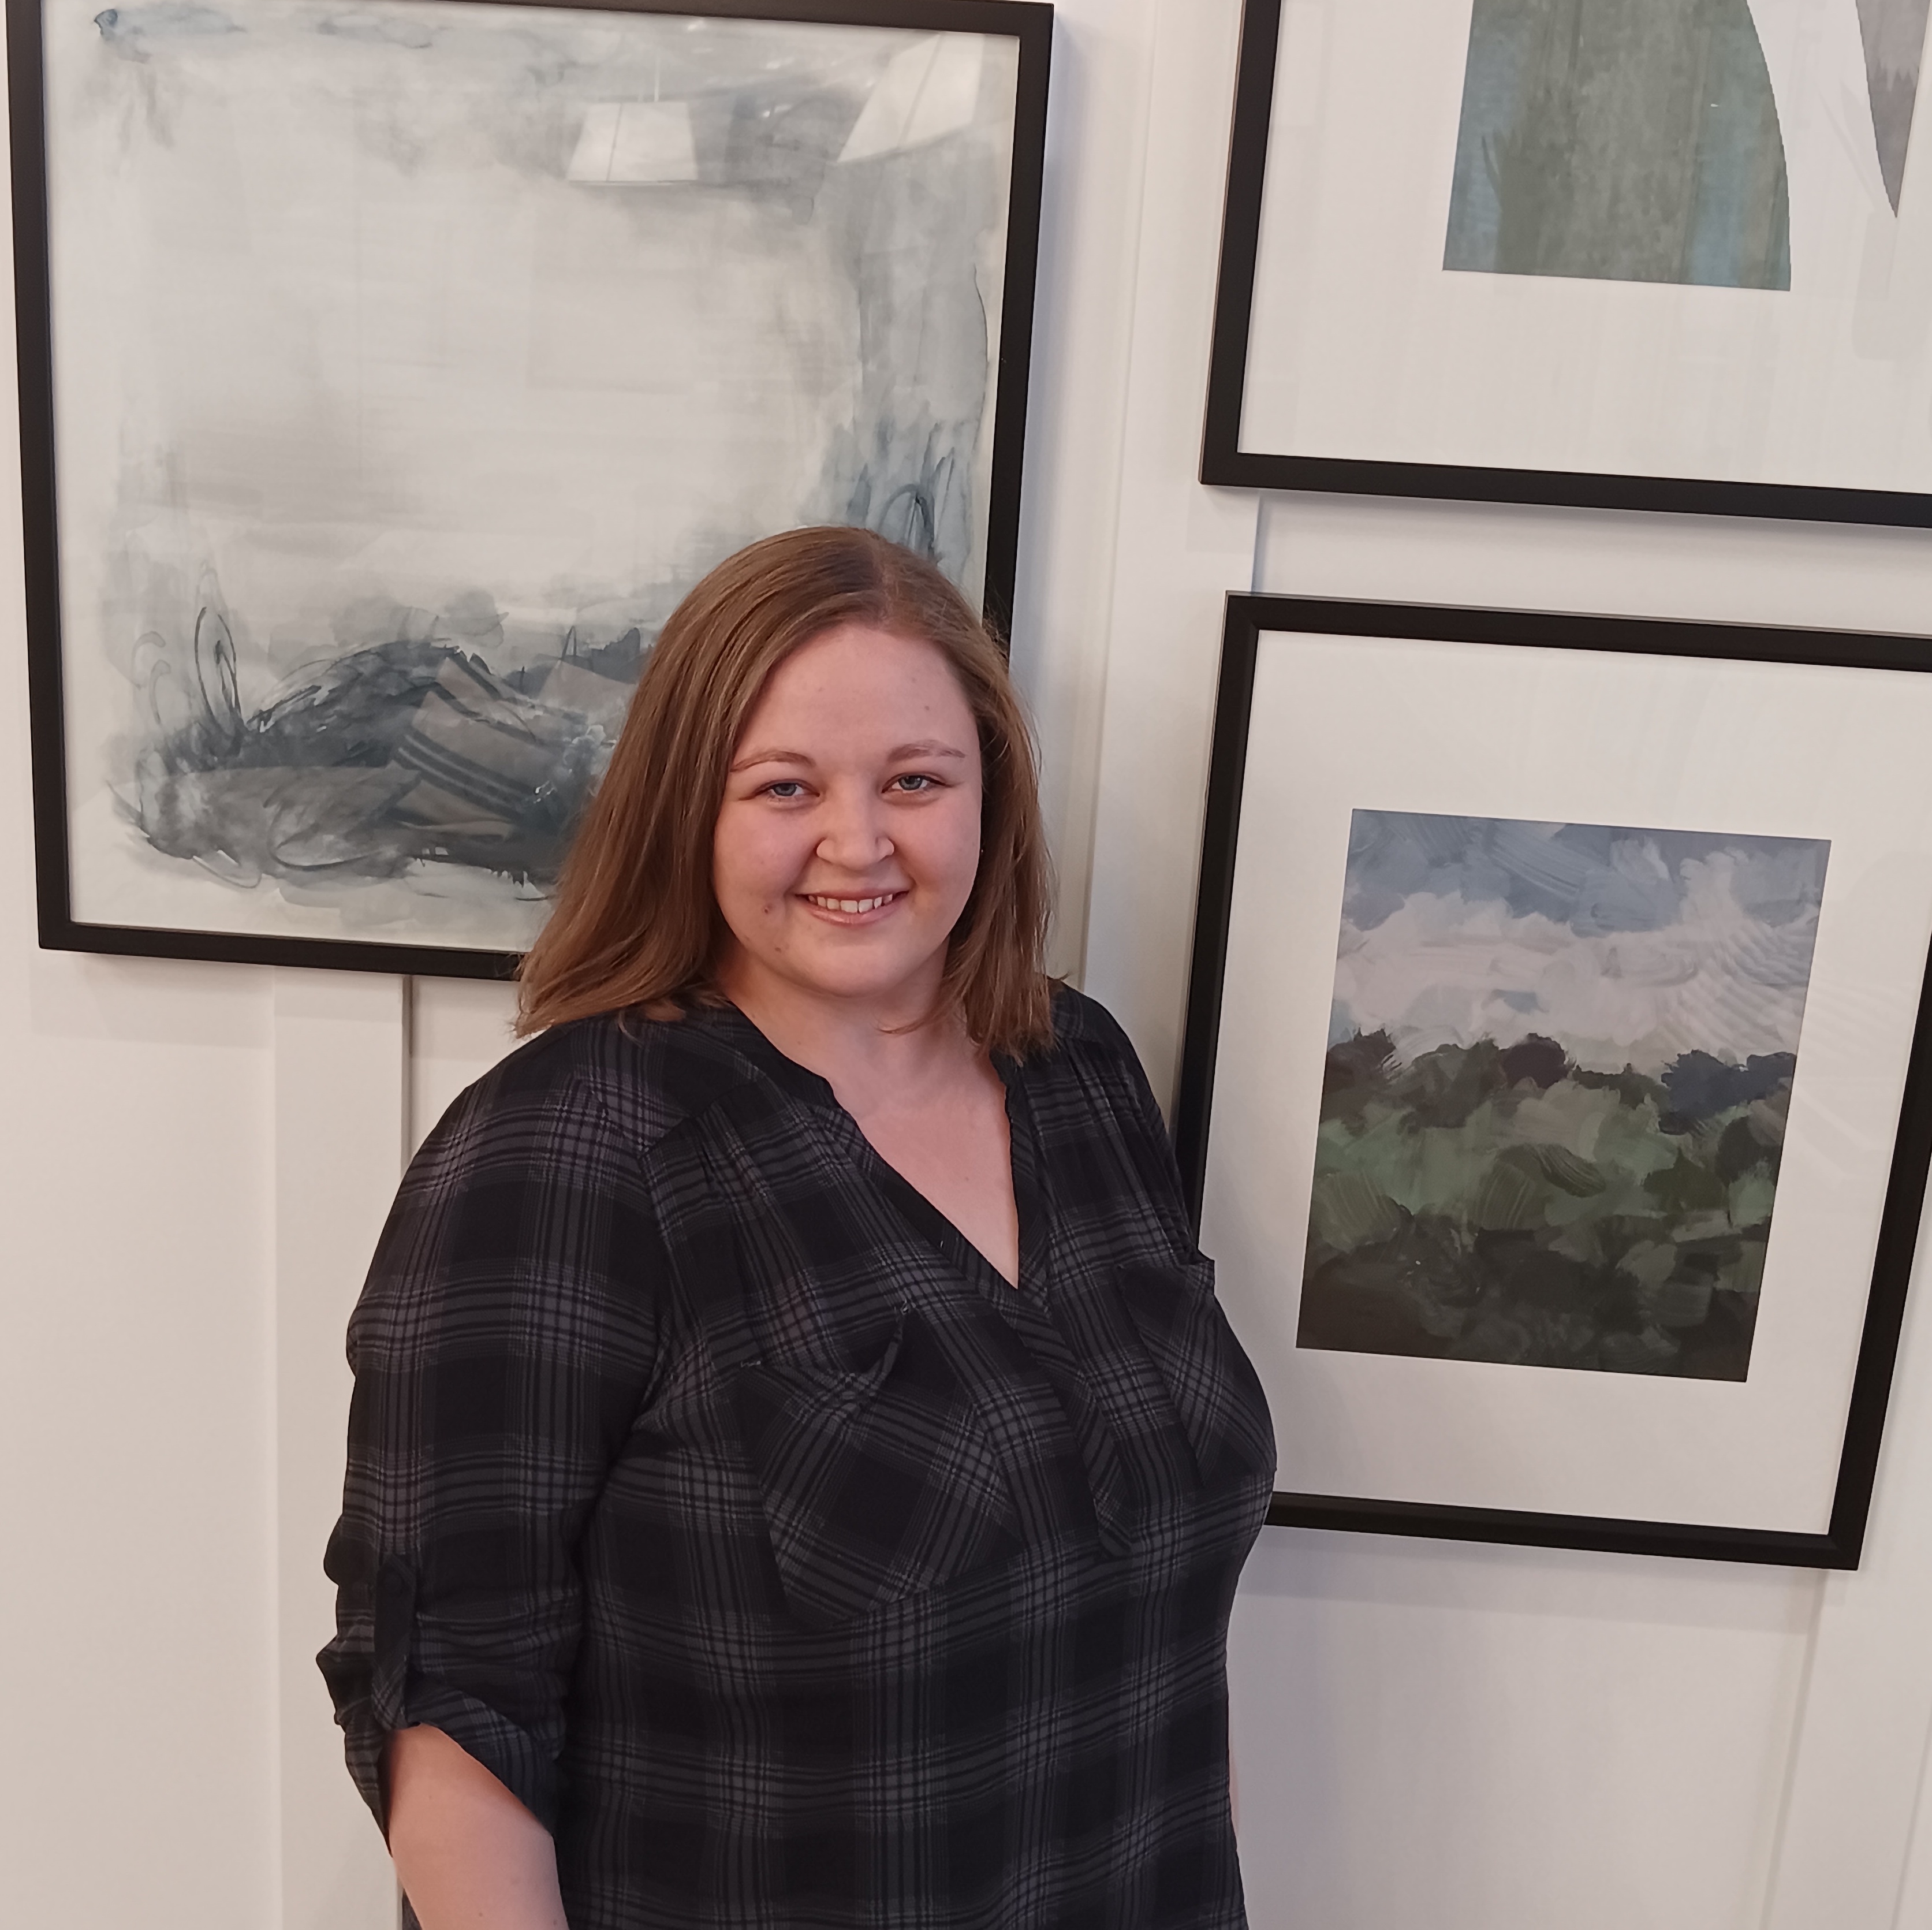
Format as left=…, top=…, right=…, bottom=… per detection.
left=729, top=740, right=969, bottom=772
left=729, top=746, right=814, bottom=772
left=887, top=741, right=968, bottom=761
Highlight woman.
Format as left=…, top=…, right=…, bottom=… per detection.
left=322, top=527, right=1275, bottom=1929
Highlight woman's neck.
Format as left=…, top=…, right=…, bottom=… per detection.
left=716, top=956, right=979, bottom=1113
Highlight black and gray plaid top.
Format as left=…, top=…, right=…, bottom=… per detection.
left=320, top=985, right=1275, bottom=1929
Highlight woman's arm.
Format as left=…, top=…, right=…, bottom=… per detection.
left=319, top=1041, right=666, bottom=1864
left=386, top=1726, right=569, bottom=1930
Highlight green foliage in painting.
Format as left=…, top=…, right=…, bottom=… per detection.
left=1299, top=1031, right=1792, bottom=1380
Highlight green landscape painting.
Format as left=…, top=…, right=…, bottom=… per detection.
left=1301, top=813, right=1829, bottom=1380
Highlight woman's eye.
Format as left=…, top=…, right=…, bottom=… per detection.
left=891, top=773, right=938, bottom=793
left=762, top=780, right=806, bottom=800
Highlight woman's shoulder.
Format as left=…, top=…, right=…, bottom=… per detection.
left=1041, top=982, right=1152, bottom=1076
left=1029, top=984, right=1192, bottom=1232
left=424, top=1004, right=780, bottom=1169
left=1024, top=983, right=1169, bottom=1126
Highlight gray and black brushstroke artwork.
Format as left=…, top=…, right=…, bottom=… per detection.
left=1305, top=813, right=1827, bottom=1380
left=1857, top=0, right=1932, bottom=209
left=49, top=2, right=1021, bottom=950
left=138, top=593, right=649, bottom=893
left=1444, top=0, right=1791, bottom=288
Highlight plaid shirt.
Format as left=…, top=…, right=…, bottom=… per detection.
left=321, top=986, right=1274, bottom=1930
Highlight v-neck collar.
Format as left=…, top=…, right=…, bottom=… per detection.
left=698, top=1001, right=1051, bottom=1303
left=856, top=1059, right=1051, bottom=1305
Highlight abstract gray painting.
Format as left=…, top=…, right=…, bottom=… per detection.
left=1443, top=0, right=1791, bottom=288
left=1304, top=812, right=1827, bottom=1380
left=42, top=1, right=1027, bottom=955
left=1858, top=0, right=1932, bottom=208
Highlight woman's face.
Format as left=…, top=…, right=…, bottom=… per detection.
left=712, top=623, right=984, bottom=1020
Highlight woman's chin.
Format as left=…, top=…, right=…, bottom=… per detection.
left=762, top=947, right=947, bottom=1013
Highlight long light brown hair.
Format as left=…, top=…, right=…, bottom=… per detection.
left=516, top=527, right=1055, bottom=1056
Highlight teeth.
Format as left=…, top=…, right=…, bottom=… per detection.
left=810, top=893, right=895, bottom=914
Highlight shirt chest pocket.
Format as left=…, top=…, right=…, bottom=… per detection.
left=729, top=1306, right=1024, bottom=1631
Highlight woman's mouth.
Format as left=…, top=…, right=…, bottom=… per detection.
left=803, top=891, right=904, bottom=915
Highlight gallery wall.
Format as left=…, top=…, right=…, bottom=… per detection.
left=8, top=2, right=1932, bottom=1928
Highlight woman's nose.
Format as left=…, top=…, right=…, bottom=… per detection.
left=814, top=787, right=893, bottom=869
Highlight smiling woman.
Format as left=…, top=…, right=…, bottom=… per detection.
left=711, top=625, right=988, bottom=1026
left=320, top=527, right=1276, bottom=1930
left=514, top=526, right=1053, bottom=1054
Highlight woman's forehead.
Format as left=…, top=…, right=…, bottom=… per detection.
left=739, top=624, right=975, bottom=731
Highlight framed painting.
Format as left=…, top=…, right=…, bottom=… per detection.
left=13, top=0, right=1050, bottom=977
left=1202, top=0, right=1932, bottom=525
left=1176, top=595, right=1932, bottom=1566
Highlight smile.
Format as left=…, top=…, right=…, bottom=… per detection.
left=803, top=892, right=904, bottom=914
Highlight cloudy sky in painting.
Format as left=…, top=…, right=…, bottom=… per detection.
left=1329, top=813, right=1830, bottom=1075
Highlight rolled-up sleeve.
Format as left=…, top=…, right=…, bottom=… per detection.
left=318, top=1037, right=663, bottom=1833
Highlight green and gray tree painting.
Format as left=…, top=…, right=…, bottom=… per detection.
left=1301, top=813, right=1827, bottom=1381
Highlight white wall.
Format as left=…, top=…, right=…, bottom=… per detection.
left=9, top=2, right=1932, bottom=1927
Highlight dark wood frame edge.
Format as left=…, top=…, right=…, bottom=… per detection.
left=978, top=1, right=1051, bottom=642
left=10, top=0, right=69, bottom=959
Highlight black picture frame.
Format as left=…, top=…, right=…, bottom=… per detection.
left=1176, top=593, right=1932, bottom=1567
left=14, top=0, right=1051, bottom=981
left=1200, top=0, right=1932, bottom=529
